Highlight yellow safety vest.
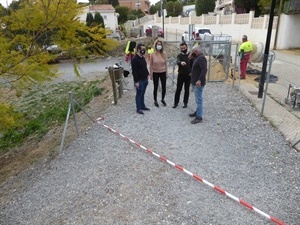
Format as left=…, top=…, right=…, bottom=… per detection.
left=147, top=48, right=154, bottom=54
left=125, top=41, right=136, bottom=54
left=125, top=41, right=131, bottom=54
left=239, top=41, right=253, bottom=53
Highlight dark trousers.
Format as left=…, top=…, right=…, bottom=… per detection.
left=135, top=79, right=148, bottom=111
left=153, top=72, right=166, bottom=102
left=174, top=74, right=191, bottom=105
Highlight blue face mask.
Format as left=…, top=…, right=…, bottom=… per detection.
left=156, top=45, right=162, bottom=51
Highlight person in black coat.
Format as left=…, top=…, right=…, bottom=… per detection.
left=131, top=43, right=150, bottom=115
left=173, top=42, right=193, bottom=109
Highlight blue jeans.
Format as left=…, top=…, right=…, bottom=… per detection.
left=192, top=85, right=204, bottom=118
left=136, top=79, right=148, bottom=111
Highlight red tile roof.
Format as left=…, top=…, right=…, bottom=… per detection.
left=89, top=4, right=115, bottom=11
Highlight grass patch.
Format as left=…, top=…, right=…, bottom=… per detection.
left=0, top=79, right=104, bottom=152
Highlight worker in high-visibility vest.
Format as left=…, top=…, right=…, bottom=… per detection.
left=125, top=41, right=136, bottom=62
left=194, top=33, right=202, bottom=46
left=238, top=35, right=253, bottom=79
left=147, top=46, right=154, bottom=61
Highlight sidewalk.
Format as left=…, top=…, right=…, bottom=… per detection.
left=237, top=80, right=300, bottom=151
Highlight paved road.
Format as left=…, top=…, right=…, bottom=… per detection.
left=51, top=57, right=123, bottom=83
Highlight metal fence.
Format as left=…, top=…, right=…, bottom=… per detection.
left=163, top=39, right=232, bottom=83
left=263, top=56, right=300, bottom=118
left=230, top=47, right=300, bottom=149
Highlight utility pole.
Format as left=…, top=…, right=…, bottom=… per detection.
left=136, top=0, right=140, bottom=25
left=273, top=0, right=283, bottom=50
left=258, top=0, right=276, bottom=98
left=161, top=0, right=164, bottom=35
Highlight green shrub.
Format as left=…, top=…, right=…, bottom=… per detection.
left=0, top=79, right=104, bottom=152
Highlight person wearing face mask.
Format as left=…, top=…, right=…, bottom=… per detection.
left=173, top=42, right=192, bottom=109
left=149, top=39, right=168, bottom=107
left=131, top=43, right=150, bottom=115
left=188, top=45, right=207, bottom=124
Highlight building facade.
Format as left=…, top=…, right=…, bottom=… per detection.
left=78, top=4, right=119, bottom=31
left=119, top=0, right=151, bottom=15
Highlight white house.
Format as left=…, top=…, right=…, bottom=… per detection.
left=78, top=4, right=119, bottom=31
left=183, top=5, right=195, bottom=17
left=215, top=0, right=234, bottom=15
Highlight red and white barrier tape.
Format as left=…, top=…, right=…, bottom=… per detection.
left=96, top=117, right=285, bottom=225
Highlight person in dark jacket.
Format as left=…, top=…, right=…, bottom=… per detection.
left=188, top=45, right=207, bottom=124
left=131, top=43, right=150, bottom=115
left=173, top=42, right=192, bottom=108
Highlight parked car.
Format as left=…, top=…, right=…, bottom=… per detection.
left=45, top=45, right=61, bottom=54
left=145, top=25, right=164, bottom=38
left=182, top=27, right=211, bottom=42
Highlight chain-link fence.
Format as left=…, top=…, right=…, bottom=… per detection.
left=238, top=54, right=300, bottom=119
left=230, top=47, right=300, bottom=149
left=163, top=39, right=232, bottom=85
left=265, top=57, right=300, bottom=115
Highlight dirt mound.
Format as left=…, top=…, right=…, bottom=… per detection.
left=208, top=60, right=227, bottom=81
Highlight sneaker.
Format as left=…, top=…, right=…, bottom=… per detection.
left=191, top=117, right=203, bottom=124
left=154, top=101, right=159, bottom=107
left=137, top=110, right=144, bottom=115
left=183, top=104, right=187, bottom=108
left=172, top=104, right=178, bottom=108
left=161, top=100, right=167, bottom=106
left=189, top=111, right=196, bottom=117
left=142, top=107, right=150, bottom=111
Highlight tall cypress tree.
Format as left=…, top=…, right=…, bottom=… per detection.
left=195, top=0, right=215, bottom=16
left=94, top=12, right=105, bottom=28
left=86, top=12, right=94, bottom=27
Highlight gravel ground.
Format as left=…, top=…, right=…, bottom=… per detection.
left=0, top=76, right=299, bottom=225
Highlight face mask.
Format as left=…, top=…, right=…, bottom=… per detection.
left=140, top=49, right=146, bottom=55
left=156, top=45, right=162, bottom=51
left=192, top=53, right=196, bottom=57
left=181, top=49, right=187, bottom=54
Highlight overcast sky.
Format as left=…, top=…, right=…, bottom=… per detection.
left=0, top=0, right=160, bottom=8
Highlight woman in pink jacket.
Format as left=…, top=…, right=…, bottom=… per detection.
left=149, top=39, right=168, bottom=107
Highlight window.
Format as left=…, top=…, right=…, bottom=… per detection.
left=103, top=15, right=107, bottom=20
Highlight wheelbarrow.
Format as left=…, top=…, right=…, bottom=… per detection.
left=285, top=84, right=300, bottom=108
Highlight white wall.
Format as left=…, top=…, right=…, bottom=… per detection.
left=154, top=12, right=300, bottom=49
left=100, top=11, right=118, bottom=30
left=276, top=14, right=300, bottom=49
left=77, top=6, right=89, bottom=23
left=208, top=24, right=275, bottom=47
left=160, top=22, right=274, bottom=47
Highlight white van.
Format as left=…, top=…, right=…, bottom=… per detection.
left=182, top=27, right=211, bottom=42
